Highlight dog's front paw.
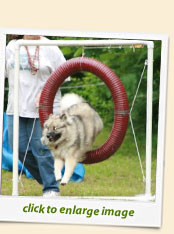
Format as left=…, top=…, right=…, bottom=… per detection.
left=60, top=178, right=68, bottom=185
left=60, top=182, right=67, bottom=186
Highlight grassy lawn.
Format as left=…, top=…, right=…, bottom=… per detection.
left=1, top=127, right=157, bottom=197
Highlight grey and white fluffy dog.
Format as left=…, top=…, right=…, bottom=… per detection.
left=41, top=93, right=103, bottom=185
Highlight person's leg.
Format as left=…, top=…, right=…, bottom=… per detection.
left=27, top=118, right=59, bottom=193
left=7, top=115, right=42, bottom=184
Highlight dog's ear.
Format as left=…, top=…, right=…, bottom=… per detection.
left=60, top=113, right=73, bottom=125
left=60, top=113, right=67, bottom=121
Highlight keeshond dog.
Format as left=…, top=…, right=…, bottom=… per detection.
left=41, top=93, right=103, bottom=185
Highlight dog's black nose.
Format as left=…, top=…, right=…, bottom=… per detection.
left=47, top=132, right=62, bottom=142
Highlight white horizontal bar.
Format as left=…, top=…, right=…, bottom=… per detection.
left=15, top=39, right=154, bottom=49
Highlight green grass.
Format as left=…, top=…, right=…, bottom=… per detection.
left=1, top=128, right=157, bottom=197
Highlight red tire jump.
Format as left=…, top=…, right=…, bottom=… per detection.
left=39, top=57, right=129, bottom=164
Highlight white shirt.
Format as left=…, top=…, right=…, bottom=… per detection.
left=5, top=37, right=69, bottom=118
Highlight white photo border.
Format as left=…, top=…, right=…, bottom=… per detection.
left=0, top=28, right=169, bottom=228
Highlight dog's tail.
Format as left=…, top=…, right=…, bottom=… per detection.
left=60, top=93, right=84, bottom=112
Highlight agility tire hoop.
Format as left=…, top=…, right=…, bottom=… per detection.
left=39, top=57, right=129, bottom=164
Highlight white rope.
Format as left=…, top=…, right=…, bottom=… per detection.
left=5, top=82, right=105, bottom=92
left=18, top=118, right=37, bottom=185
left=129, top=116, right=146, bottom=182
left=129, top=59, right=148, bottom=183
left=130, top=60, right=148, bottom=114
left=82, top=46, right=85, bottom=57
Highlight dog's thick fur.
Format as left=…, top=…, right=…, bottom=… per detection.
left=41, top=93, right=103, bottom=185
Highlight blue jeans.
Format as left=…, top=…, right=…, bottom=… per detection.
left=7, top=115, right=59, bottom=193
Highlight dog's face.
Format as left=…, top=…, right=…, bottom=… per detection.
left=41, top=114, right=70, bottom=146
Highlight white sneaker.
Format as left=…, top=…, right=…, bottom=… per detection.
left=43, top=191, right=60, bottom=197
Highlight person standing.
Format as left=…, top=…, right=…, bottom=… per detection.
left=5, top=34, right=69, bottom=197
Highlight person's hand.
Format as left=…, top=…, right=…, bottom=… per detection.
left=35, top=92, right=41, bottom=108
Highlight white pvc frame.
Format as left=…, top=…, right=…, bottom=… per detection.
left=12, top=39, right=154, bottom=201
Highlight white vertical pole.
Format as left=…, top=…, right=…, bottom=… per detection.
left=145, top=44, right=154, bottom=197
left=0, top=33, right=6, bottom=194
left=12, top=44, right=20, bottom=196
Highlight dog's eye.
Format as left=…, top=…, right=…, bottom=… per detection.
left=53, top=126, right=59, bottom=131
